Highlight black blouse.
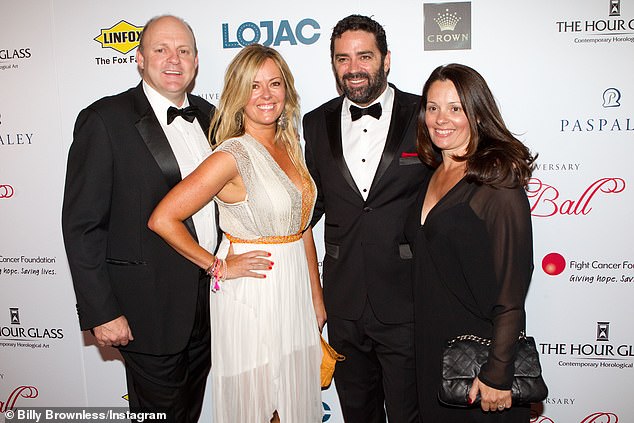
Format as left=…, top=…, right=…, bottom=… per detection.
left=407, top=177, right=533, bottom=421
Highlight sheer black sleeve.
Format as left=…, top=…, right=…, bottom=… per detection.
left=470, top=185, right=534, bottom=390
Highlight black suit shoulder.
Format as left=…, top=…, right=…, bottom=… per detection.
left=303, top=95, right=343, bottom=124
left=392, top=85, right=421, bottom=109
left=84, top=86, right=139, bottom=115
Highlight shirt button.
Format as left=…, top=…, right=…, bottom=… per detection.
left=361, top=159, right=366, bottom=163
left=363, top=188, right=367, bottom=193
left=363, top=206, right=373, bottom=212
left=363, top=129, right=368, bottom=133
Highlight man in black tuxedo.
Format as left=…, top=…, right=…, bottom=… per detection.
left=62, top=15, right=216, bottom=422
left=303, top=15, right=428, bottom=423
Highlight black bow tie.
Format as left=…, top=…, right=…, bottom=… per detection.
left=350, top=103, right=382, bottom=121
left=167, top=105, right=199, bottom=124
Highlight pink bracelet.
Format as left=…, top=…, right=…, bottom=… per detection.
left=205, top=257, right=224, bottom=292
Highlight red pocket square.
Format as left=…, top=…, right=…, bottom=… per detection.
left=401, top=152, right=418, bottom=158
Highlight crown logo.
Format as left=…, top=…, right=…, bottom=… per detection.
left=434, top=9, right=461, bottom=31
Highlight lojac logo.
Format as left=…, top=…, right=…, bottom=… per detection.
left=423, top=2, right=471, bottom=51
left=0, top=386, right=39, bottom=412
left=0, top=184, right=14, bottom=199
left=94, top=20, right=143, bottom=54
left=222, top=19, right=320, bottom=49
left=527, top=177, right=626, bottom=217
left=560, top=88, right=633, bottom=133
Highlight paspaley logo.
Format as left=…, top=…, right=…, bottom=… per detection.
left=560, top=88, right=633, bottom=132
left=222, top=18, right=320, bottom=49
left=94, top=20, right=143, bottom=54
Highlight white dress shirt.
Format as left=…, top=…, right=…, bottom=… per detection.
left=143, top=81, right=218, bottom=253
left=341, top=86, right=394, bottom=200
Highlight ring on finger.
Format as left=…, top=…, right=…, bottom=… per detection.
left=497, top=404, right=505, bottom=410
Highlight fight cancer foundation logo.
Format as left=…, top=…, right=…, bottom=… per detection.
left=94, top=20, right=143, bottom=54
left=540, top=251, right=634, bottom=285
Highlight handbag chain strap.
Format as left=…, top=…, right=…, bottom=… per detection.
left=448, top=331, right=527, bottom=348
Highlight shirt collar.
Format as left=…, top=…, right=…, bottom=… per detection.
left=343, top=85, right=393, bottom=119
left=142, top=81, right=190, bottom=125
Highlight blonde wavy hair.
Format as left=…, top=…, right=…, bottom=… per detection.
left=209, top=44, right=309, bottom=179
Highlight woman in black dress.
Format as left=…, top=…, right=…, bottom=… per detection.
left=407, top=63, right=537, bottom=422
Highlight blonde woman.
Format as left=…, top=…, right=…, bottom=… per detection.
left=149, top=44, right=325, bottom=422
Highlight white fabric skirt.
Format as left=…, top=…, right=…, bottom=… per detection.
left=210, top=236, right=322, bottom=422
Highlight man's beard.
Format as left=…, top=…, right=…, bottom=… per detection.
left=337, top=65, right=387, bottom=105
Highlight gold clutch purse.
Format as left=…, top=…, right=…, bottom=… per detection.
left=320, top=335, right=345, bottom=388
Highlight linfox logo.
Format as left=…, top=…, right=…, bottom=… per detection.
left=0, top=184, right=14, bottom=199
left=94, top=20, right=143, bottom=54
left=222, top=18, right=320, bottom=48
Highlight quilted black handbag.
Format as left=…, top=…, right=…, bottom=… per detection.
left=438, top=332, right=548, bottom=406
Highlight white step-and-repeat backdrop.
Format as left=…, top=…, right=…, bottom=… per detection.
left=1, top=0, right=632, bottom=422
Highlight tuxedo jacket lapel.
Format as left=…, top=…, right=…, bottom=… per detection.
left=133, top=85, right=198, bottom=240
left=134, top=88, right=182, bottom=189
left=325, top=99, right=363, bottom=200
left=369, top=88, right=417, bottom=195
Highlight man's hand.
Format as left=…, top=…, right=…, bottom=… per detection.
left=92, top=315, right=134, bottom=347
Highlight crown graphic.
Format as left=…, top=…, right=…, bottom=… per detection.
left=434, top=9, right=461, bottom=31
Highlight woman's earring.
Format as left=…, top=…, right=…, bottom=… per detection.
left=277, top=112, right=288, bottom=130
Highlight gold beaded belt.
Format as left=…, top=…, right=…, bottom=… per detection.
left=225, top=232, right=303, bottom=244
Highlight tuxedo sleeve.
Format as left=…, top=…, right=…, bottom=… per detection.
left=302, top=114, right=325, bottom=227
left=62, top=107, right=122, bottom=330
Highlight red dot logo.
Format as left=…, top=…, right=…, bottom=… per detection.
left=542, top=253, right=566, bottom=276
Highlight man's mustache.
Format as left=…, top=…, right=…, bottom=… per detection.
left=343, top=72, right=370, bottom=81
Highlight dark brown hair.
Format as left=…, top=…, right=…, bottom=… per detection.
left=417, top=63, right=536, bottom=188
